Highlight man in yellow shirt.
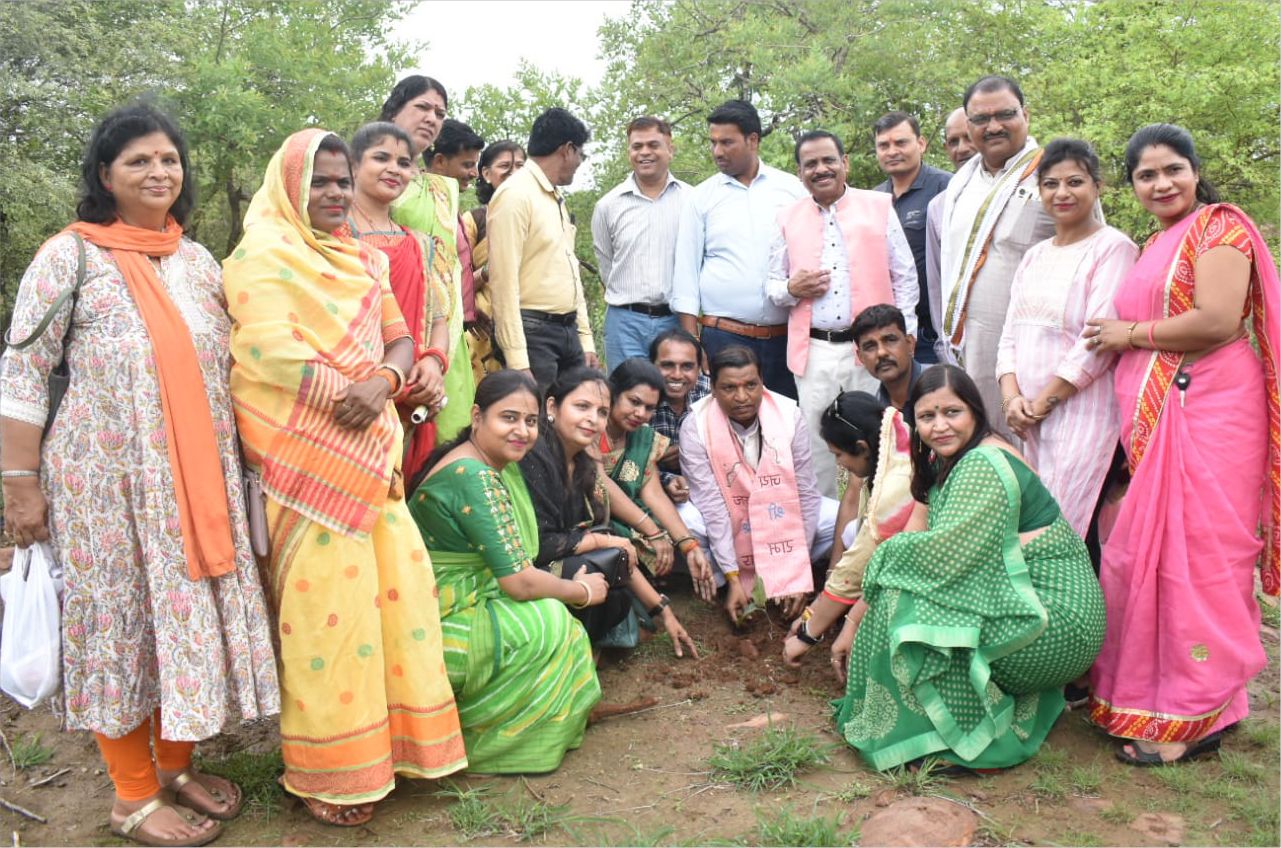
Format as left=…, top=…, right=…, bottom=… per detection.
left=488, top=107, right=599, bottom=388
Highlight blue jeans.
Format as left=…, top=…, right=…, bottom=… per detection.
left=699, top=326, right=797, bottom=400
left=604, top=306, right=678, bottom=373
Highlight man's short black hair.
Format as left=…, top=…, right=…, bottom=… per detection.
left=429, top=119, right=485, bottom=159
left=707, top=100, right=761, bottom=139
left=709, top=345, right=760, bottom=385
left=962, top=75, right=1025, bottom=109
left=851, top=304, right=908, bottom=345
left=648, top=327, right=703, bottom=364
left=794, top=130, right=844, bottom=164
left=872, top=111, right=921, bottom=140
left=527, top=107, right=590, bottom=157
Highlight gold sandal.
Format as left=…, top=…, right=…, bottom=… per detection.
left=164, top=770, right=244, bottom=821
left=110, top=798, right=223, bottom=847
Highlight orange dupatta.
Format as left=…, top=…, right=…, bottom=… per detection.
left=66, top=218, right=236, bottom=581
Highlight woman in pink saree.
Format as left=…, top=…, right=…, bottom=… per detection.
left=1082, top=124, right=1279, bottom=766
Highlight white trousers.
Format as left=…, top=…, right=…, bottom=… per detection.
left=679, top=497, right=841, bottom=588
left=794, top=339, right=880, bottom=498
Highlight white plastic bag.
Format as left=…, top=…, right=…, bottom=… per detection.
left=0, top=542, right=63, bottom=708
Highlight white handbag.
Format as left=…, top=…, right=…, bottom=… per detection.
left=0, top=542, right=64, bottom=708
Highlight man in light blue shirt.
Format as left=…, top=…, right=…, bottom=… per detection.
left=672, top=100, right=807, bottom=399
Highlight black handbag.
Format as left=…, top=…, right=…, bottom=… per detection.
left=5, top=234, right=87, bottom=436
left=556, top=545, right=629, bottom=589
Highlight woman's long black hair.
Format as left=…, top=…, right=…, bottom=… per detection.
left=905, top=365, right=991, bottom=503
left=819, top=391, right=886, bottom=487
left=410, top=369, right=540, bottom=492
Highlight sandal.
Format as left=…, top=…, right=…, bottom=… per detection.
left=163, top=770, right=244, bottom=821
left=110, top=797, right=223, bottom=847
left=1116, top=733, right=1222, bottom=767
left=298, top=796, right=375, bottom=827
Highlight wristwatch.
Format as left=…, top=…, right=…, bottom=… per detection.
left=647, top=594, right=671, bottom=619
left=795, top=619, right=824, bottom=646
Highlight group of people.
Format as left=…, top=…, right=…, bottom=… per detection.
left=0, top=67, right=1276, bottom=847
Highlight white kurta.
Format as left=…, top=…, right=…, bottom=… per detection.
left=995, top=226, right=1139, bottom=535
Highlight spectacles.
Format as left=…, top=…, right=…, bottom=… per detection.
left=967, top=108, right=1022, bottom=127
left=569, top=142, right=588, bottom=161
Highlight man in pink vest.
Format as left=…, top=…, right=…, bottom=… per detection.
left=767, top=130, right=920, bottom=497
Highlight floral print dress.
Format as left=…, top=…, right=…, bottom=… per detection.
left=0, top=233, right=279, bottom=740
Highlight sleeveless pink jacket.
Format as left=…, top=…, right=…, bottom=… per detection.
left=779, top=189, right=895, bottom=375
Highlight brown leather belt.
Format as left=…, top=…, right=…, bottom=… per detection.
left=699, top=315, right=788, bottom=340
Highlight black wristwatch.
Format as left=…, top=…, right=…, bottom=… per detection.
left=795, top=619, right=824, bottom=646
left=647, top=594, right=671, bottom=619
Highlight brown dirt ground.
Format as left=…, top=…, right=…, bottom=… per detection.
left=2, top=571, right=1278, bottom=847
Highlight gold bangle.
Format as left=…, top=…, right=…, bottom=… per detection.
left=570, top=578, right=593, bottom=609
left=1126, top=321, right=1139, bottom=350
left=724, top=571, right=740, bottom=585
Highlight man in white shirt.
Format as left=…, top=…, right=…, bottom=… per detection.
left=591, top=116, right=689, bottom=370
left=672, top=100, right=807, bottom=398
left=938, top=76, right=1054, bottom=437
left=766, top=131, right=918, bottom=497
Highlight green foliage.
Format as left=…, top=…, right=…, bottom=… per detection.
left=10, top=732, right=54, bottom=770
left=707, top=724, right=833, bottom=791
left=1, top=0, right=417, bottom=329
left=881, top=756, right=952, bottom=794
left=195, top=748, right=285, bottom=817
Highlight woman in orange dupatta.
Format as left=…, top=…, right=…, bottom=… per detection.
left=1083, top=124, right=1279, bottom=766
left=1, top=104, right=278, bottom=847
left=335, top=122, right=450, bottom=486
left=223, top=129, right=466, bottom=826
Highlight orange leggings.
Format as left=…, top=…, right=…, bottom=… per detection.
left=94, top=710, right=196, bottom=801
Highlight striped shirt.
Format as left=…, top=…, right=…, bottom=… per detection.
left=590, top=173, right=689, bottom=306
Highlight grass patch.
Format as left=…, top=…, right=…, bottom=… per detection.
left=707, top=725, right=833, bottom=792
left=1150, top=763, right=1200, bottom=794
left=1257, top=593, right=1280, bottom=629
left=195, top=749, right=285, bottom=816
left=828, top=778, right=876, bottom=802
left=1238, top=718, right=1280, bottom=753
left=880, top=757, right=952, bottom=795
left=1031, top=745, right=1068, bottom=772
left=753, top=805, right=856, bottom=847
left=436, top=782, right=572, bottom=842
left=1232, top=794, right=1281, bottom=847
left=1068, top=763, right=1103, bottom=796
left=1219, top=749, right=1270, bottom=785
left=1028, top=769, right=1067, bottom=800
left=1098, top=803, right=1133, bottom=825
left=1057, top=830, right=1103, bottom=847
left=10, top=733, right=55, bottom=770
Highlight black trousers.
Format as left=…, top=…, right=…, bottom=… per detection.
left=500, top=311, right=586, bottom=391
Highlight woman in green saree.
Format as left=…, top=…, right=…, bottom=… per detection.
left=380, top=75, right=475, bottom=441
left=601, top=359, right=715, bottom=602
left=833, top=365, right=1105, bottom=772
left=408, top=370, right=605, bottom=774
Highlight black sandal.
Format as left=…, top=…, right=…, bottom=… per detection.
left=1115, top=733, right=1222, bottom=767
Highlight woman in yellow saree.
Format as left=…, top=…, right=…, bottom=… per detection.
left=223, top=129, right=466, bottom=826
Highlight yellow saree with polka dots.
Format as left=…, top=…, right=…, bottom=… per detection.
left=224, top=129, right=466, bottom=803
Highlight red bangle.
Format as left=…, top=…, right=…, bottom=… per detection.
left=422, top=346, right=449, bottom=375
left=1146, top=320, right=1158, bottom=349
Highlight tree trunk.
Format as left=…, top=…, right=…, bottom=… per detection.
left=225, top=173, right=244, bottom=256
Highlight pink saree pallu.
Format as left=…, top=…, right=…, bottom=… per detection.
left=1089, top=204, right=1279, bottom=742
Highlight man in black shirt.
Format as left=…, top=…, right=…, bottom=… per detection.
left=871, top=111, right=951, bottom=364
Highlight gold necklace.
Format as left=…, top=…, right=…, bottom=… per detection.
left=352, top=201, right=396, bottom=233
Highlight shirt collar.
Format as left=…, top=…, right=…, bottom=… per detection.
left=624, top=171, right=679, bottom=197
left=526, top=159, right=560, bottom=198
left=718, top=158, right=769, bottom=188
left=810, top=184, right=850, bottom=213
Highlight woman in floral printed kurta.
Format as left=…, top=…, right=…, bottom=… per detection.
left=0, top=104, right=278, bottom=846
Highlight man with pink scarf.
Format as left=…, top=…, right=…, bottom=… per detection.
left=680, top=345, right=838, bottom=622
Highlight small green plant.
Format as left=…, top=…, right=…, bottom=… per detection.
left=1150, top=763, right=1200, bottom=794
left=1238, top=718, right=1280, bottom=753
left=195, top=749, right=285, bottom=816
left=1235, top=794, right=1281, bottom=848
left=11, top=733, right=54, bottom=770
left=881, top=757, right=951, bottom=795
left=1256, top=593, right=1280, bottom=628
left=1099, top=803, right=1133, bottom=825
left=1068, top=763, right=1103, bottom=796
left=1058, top=829, right=1104, bottom=847
left=829, top=778, right=875, bottom=802
left=753, top=805, right=855, bottom=847
left=707, top=725, right=833, bottom=791
left=1031, top=745, right=1068, bottom=771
